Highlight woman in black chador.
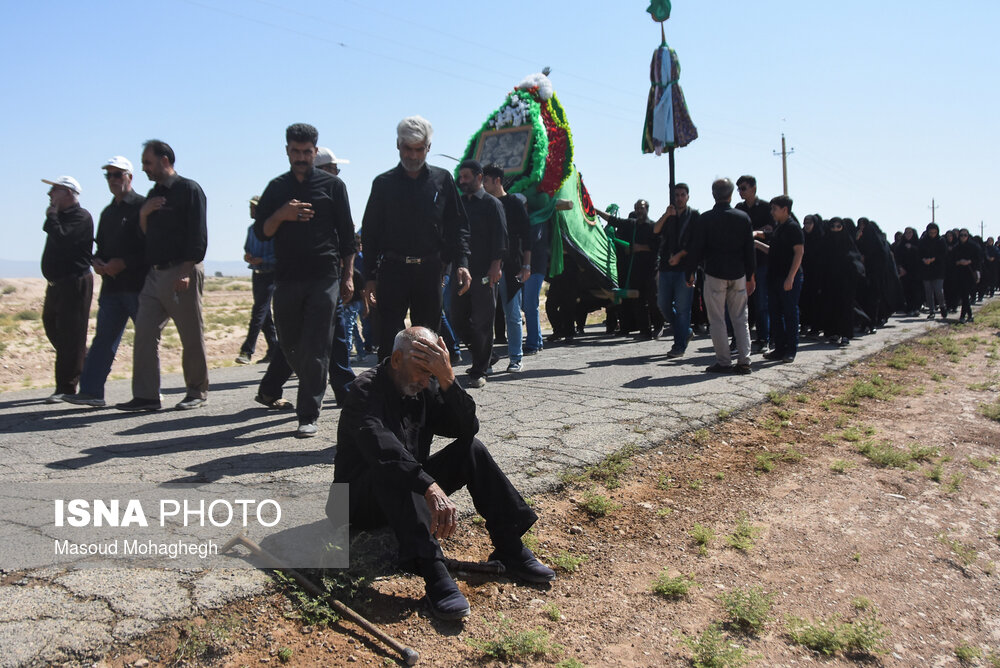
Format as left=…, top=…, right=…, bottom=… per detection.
left=820, top=217, right=865, bottom=346
left=799, top=214, right=825, bottom=337
left=855, top=218, right=902, bottom=331
left=943, top=228, right=961, bottom=313
left=893, top=227, right=922, bottom=316
left=951, top=229, right=982, bottom=322
left=918, top=222, right=947, bottom=320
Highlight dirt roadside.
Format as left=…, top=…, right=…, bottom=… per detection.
left=88, top=304, right=1000, bottom=668
left=0, top=277, right=258, bottom=393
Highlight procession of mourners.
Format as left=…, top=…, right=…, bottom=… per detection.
left=36, top=114, right=996, bottom=620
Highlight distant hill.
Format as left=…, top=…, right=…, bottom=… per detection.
left=0, top=259, right=250, bottom=279
left=0, top=260, right=40, bottom=279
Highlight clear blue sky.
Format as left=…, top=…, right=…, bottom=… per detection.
left=2, top=0, right=996, bottom=274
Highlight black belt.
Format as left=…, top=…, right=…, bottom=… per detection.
left=383, top=251, right=440, bottom=265
left=153, top=261, right=185, bottom=270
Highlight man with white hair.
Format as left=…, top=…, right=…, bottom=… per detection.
left=330, top=326, right=554, bottom=620
left=361, top=116, right=471, bottom=361
left=40, top=175, right=94, bottom=403
left=65, top=157, right=147, bottom=407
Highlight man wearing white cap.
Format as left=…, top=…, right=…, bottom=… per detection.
left=40, top=176, right=94, bottom=403
left=314, top=147, right=348, bottom=176
left=65, top=157, right=147, bottom=408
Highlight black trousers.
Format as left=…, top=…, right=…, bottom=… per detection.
left=545, top=271, right=577, bottom=337
left=240, top=271, right=279, bottom=356
left=375, top=259, right=444, bottom=361
left=271, top=276, right=338, bottom=423
left=259, top=294, right=355, bottom=406
left=43, top=273, right=93, bottom=394
left=450, top=277, right=496, bottom=378
left=330, top=437, right=537, bottom=564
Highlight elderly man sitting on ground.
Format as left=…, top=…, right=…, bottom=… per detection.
left=327, top=326, right=554, bottom=619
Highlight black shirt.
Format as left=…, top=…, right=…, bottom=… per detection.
left=144, top=174, right=207, bottom=266
left=688, top=203, right=756, bottom=281
left=254, top=167, right=356, bottom=281
left=333, top=360, right=480, bottom=494
left=41, top=204, right=93, bottom=281
left=606, top=214, right=659, bottom=282
left=95, top=190, right=147, bottom=294
left=658, top=207, right=701, bottom=273
left=736, top=197, right=773, bottom=269
left=499, top=193, right=530, bottom=270
left=528, top=218, right=550, bottom=275
left=767, top=218, right=804, bottom=285
left=361, top=164, right=470, bottom=281
left=462, top=189, right=507, bottom=278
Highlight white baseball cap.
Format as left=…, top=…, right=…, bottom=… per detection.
left=315, top=146, right=349, bottom=167
left=102, top=156, right=133, bottom=173
left=41, top=176, right=81, bottom=195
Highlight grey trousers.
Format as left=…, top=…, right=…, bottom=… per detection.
left=704, top=274, right=752, bottom=366
left=132, top=263, right=209, bottom=400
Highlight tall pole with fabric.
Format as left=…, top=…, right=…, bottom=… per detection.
left=642, top=1, right=697, bottom=204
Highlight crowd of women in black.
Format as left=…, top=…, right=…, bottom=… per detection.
left=800, top=218, right=997, bottom=345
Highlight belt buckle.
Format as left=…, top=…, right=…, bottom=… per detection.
left=405, top=256, right=421, bottom=265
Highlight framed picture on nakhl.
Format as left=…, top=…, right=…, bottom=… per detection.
left=474, top=126, right=532, bottom=173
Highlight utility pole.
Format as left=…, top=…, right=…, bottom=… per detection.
left=773, top=133, right=794, bottom=196
left=929, top=199, right=939, bottom=223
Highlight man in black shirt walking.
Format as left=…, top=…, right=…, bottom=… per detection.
left=758, top=195, right=804, bottom=363
left=116, top=140, right=208, bottom=412
left=736, top=175, right=774, bottom=352
left=40, top=176, right=93, bottom=404
left=452, top=160, right=506, bottom=387
left=66, top=157, right=147, bottom=407
left=687, top=178, right=756, bottom=374
left=254, top=123, right=356, bottom=438
left=362, top=116, right=471, bottom=361
left=653, top=183, right=700, bottom=357
left=483, top=163, right=531, bottom=372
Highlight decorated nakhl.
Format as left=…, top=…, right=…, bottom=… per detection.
left=459, top=72, right=618, bottom=296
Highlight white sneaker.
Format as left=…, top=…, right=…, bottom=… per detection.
left=467, top=376, right=486, bottom=389
left=507, top=361, right=523, bottom=372
left=296, top=422, right=318, bottom=438
left=45, top=393, right=66, bottom=404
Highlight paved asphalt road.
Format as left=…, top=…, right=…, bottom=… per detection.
left=0, top=314, right=951, bottom=666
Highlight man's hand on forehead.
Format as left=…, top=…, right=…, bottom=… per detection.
left=410, top=337, right=453, bottom=379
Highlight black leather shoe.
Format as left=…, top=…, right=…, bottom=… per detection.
left=422, top=561, right=470, bottom=620
left=115, top=397, right=161, bottom=412
left=705, top=363, right=734, bottom=374
left=489, top=547, right=556, bottom=583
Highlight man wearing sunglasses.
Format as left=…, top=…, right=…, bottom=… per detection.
left=65, top=157, right=147, bottom=408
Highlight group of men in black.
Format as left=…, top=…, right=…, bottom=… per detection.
left=576, top=176, right=996, bottom=369
left=39, top=122, right=994, bottom=622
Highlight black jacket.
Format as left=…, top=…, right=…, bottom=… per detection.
left=41, top=205, right=93, bottom=281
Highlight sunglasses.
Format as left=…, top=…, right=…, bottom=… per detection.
left=104, top=171, right=127, bottom=180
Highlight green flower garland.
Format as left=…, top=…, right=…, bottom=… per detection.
left=457, top=89, right=548, bottom=195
